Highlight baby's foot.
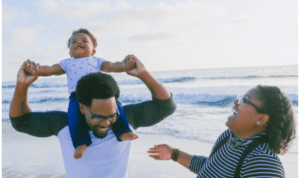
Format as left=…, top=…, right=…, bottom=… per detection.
left=74, top=144, right=87, bottom=159
left=120, top=132, right=138, bottom=141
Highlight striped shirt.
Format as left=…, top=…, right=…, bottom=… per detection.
left=189, top=129, right=285, bottom=178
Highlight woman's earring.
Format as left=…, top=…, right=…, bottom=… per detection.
left=257, top=121, right=260, bottom=124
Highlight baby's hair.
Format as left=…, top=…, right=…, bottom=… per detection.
left=67, top=28, right=98, bottom=49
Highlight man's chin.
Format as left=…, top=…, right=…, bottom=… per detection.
left=92, top=127, right=109, bottom=138
left=93, top=130, right=108, bottom=138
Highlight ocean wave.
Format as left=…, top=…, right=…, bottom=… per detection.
left=202, top=75, right=298, bottom=80
left=157, top=77, right=196, bottom=83
left=3, top=74, right=295, bottom=89
left=2, top=77, right=196, bottom=89
left=31, top=83, right=68, bottom=88
left=172, top=94, right=236, bottom=106
left=117, top=77, right=196, bottom=85
left=2, top=92, right=298, bottom=107
left=2, top=96, right=69, bottom=104
left=2, top=85, right=16, bottom=89
left=114, top=93, right=298, bottom=106
left=2, top=83, right=67, bottom=89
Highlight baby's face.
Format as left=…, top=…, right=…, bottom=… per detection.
left=69, top=33, right=95, bottom=58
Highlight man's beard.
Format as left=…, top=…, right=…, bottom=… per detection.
left=92, top=123, right=113, bottom=138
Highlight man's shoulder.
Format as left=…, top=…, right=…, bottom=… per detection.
left=34, top=111, right=68, bottom=135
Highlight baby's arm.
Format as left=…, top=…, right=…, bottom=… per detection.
left=39, top=64, right=65, bottom=76
left=24, top=60, right=65, bottom=76
left=100, top=61, right=125, bottom=73
left=100, top=55, right=136, bottom=73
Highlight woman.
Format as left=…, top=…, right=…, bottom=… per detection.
left=148, top=85, right=296, bottom=177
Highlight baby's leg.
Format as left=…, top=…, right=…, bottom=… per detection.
left=68, top=93, right=92, bottom=159
left=112, top=101, right=138, bottom=141
left=74, top=144, right=87, bottom=159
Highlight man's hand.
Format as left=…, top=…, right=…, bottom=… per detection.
left=123, top=55, right=146, bottom=78
left=17, top=60, right=39, bottom=87
left=147, top=144, right=173, bottom=160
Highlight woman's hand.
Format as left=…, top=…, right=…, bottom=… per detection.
left=147, top=144, right=173, bottom=160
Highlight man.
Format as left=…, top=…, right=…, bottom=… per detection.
left=9, top=55, right=176, bottom=178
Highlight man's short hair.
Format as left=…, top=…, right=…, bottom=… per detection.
left=76, top=72, right=120, bottom=107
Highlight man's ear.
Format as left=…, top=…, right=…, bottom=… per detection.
left=257, top=114, right=269, bottom=126
left=91, top=49, right=96, bottom=56
left=79, top=103, right=85, bottom=114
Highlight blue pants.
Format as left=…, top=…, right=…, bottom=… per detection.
left=68, top=92, right=132, bottom=148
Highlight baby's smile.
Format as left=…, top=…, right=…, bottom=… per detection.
left=76, top=45, right=84, bottom=49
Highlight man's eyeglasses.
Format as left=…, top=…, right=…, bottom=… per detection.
left=235, top=96, right=265, bottom=113
left=84, top=105, right=120, bottom=122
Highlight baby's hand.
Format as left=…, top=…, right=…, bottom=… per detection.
left=125, top=59, right=136, bottom=71
left=123, top=55, right=136, bottom=71
left=24, top=59, right=36, bottom=76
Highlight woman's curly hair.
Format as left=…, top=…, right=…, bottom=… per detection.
left=256, top=85, right=296, bottom=154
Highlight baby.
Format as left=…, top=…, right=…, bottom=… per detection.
left=24, top=28, right=138, bottom=159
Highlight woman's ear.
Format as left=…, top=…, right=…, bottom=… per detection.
left=69, top=52, right=73, bottom=58
left=257, top=114, right=269, bottom=126
left=79, top=103, right=85, bottom=114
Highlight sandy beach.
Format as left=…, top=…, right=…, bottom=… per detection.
left=2, top=122, right=298, bottom=178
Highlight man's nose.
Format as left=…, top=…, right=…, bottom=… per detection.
left=99, top=119, right=110, bottom=127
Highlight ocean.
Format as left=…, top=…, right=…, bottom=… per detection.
left=3, top=65, right=298, bottom=145
left=2, top=65, right=298, bottom=177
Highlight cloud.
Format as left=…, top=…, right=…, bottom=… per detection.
left=3, top=5, right=18, bottom=23
left=35, top=0, right=129, bottom=20
left=34, top=0, right=226, bottom=27
left=128, top=32, right=174, bottom=42
left=80, top=0, right=226, bottom=40
left=4, top=26, right=44, bottom=49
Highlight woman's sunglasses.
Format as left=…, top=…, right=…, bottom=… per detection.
left=235, top=96, right=265, bottom=113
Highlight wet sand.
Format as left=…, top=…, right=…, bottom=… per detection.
left=2, top=123, right=298, bottom=178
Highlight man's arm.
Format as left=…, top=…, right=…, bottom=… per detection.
left=9, top=62, right=68, bottom=136
left=10, top=61, right=39, bottom=117
left=124, top=55, right=171, bottom=100
left=122, top=55, right=176, bottom=129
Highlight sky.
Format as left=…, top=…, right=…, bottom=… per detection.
left=2, top=0, right=298, bottom=82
